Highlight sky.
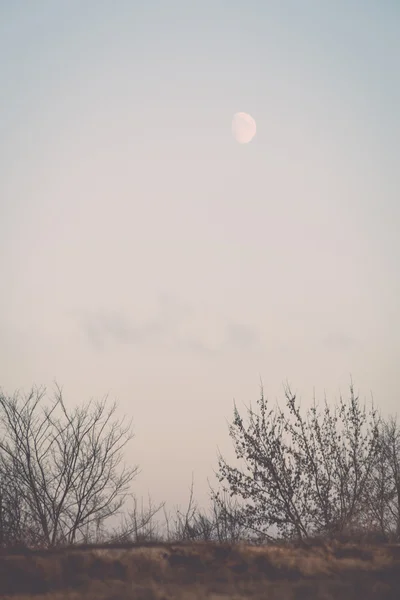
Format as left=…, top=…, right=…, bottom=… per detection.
left=0, top=1, right=399, bottom=514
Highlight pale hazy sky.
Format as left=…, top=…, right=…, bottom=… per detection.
left=1, top=1, right=399, bottom=511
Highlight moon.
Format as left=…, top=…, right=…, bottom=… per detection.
left=232, top=112, right=256, bottom=144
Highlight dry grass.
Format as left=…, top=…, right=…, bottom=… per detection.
left=0, top=540, right=399, bottom=599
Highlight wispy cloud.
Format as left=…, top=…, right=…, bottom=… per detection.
left=71, top=294, right=186, bottom=350
left=71, top=297, right=263, bottom=355
left=321, top=332, right=358, bottom=351
left=75, top=310, right=150, bottom=349
left=224, top=322, right=262, bottom=352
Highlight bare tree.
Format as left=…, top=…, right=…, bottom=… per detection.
left=216, top=380, right=381, bottom=542
left=210, top=488, right=249, bottom=543
left=109, top=494, right=165, bottom=543
left=362, top=415, right=400, bottom=540
left=0, top=384, right=138, bottom=547
left=282, top=382, right=381, bottom=538
left=163, top=476, right=249, bottom=543
left=381, top=416, right=400, bottom=539
left=0, top=465, right=40, bottom=547
left=165, top=475, right=213, bottom=542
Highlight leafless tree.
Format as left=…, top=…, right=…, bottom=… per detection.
left=0, top=384, right=138, bottom=547
left=0, top=465, right=40, bottom=547
left=163, top=475, right=249, bottom=543
left=216, top=380, right=381, bottom=542
left=362, top=415, right=400, bottom=540
left=164, top=475, right=212, bottom=542
left=108, top=494, right=165, bottom=543
left=209, top=488, right=250, bottom=543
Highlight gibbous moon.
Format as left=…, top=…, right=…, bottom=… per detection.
left=232, top=112, right=256, bottom=144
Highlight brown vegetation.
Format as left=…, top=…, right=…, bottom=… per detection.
left=0, top=540, right=399, bottom=599
left=1, top=380, right=400, bottom=597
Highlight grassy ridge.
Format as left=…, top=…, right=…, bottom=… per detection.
left=1, top=540, right=400, bottom=599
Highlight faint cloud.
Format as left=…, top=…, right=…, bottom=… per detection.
left=177, top=337, right=218, bottom=356
left=74, top=310, right=156, bottom=350
left=71, top=297, right=263, bottom=355
left=322, top=332, right=357, bottom=351
left=71, top=295, right=185, bottom=350
left=225, top=322, right=262, bottom=351
left=177, top=320, right=263, bottom=356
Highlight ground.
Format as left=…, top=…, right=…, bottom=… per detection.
left=1, top=539, right=399, bottom=599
